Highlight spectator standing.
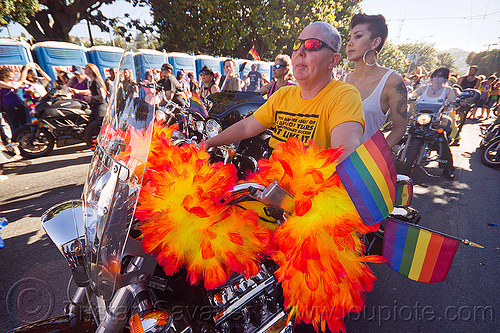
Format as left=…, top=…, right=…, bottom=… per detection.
left=21, top=63, right=52, bottom=117
left=67, top=65, right=90, bottom=102
left=260, top=54, right=296, bottom=97
left=105, top=68, right=116, bottom=99
left=0, top=66, right=27, bottom=131
left=457, top=66, right=480, bottom=90
left=246, top=63, right=264, bottom=92
left=221, top=59, right=243, bottom=92
left=473, top=75, right=497, bottom=119
left=177, top=69, right=191, bottom=101
left=199, top=66, right=220, bottom=99
left=158, top=63, right=186, bottom=107
left=187, top=71, right=199, bottom=93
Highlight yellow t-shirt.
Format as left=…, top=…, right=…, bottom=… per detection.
left=253, top=79, right=365, bottom=149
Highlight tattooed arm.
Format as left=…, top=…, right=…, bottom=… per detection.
left=385, top=75, right=408, bottom=148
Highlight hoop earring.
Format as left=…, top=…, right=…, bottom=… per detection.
left=363, top=49, right=378, bottom=67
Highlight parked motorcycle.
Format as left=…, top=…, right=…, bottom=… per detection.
left=454, top=89, right=481, bottom=142
left=479, top=114, right=500, bottom=168
left=396, top=100, right=456, bottom=177
left=12, top=87, right=102, bottom=158
left=10, top=49, right=419, bottom=333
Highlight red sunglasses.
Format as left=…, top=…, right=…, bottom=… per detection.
left=293, top=38, right=336, bottom=52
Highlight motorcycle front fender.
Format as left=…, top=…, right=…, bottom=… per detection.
left=41, top=200, right=89, bottom=287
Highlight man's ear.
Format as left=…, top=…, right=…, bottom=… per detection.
left=328, top=53, right=342, bottom=70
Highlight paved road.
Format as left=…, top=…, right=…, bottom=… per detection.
left=0, top=119, right=499, bottom=332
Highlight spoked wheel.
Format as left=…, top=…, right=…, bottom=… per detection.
left=13, top=125, right=55, bottom=158
left=481, top=138, right=500, bottom=168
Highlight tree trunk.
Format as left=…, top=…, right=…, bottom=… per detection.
left=23, top=0, right=103, bottom=42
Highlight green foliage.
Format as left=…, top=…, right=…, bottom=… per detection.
left=378, top=41, right=408, bottom=74
left=436, top=52, right=458, bottom=73
left=0, top=0, right=139, bottom=42
left=466, top=49, right=500, bottom=76
left=0, top=0, right=40, bottom=26
left=398, top=42, right=438, bottom=74
left=148, top=0, right=361, bottom=60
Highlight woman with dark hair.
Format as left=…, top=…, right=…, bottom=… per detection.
left=413, top=67, right=457, bottom=179
left=344, top=12, right=407, bottom=148
left=0, top=66, right=27, bottom=131
left=413, top=67, right=456, bottom=104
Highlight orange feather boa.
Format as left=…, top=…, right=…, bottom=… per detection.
left=135, top=124, right=384, bottom=331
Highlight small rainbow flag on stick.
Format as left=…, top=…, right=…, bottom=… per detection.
left=247, top=47, right=260, bottom=61
left=336, top=130, right=397, bottom=226
left=189, top=89, right=208, bottom=118
left=383, top=219, right=461, bottom=283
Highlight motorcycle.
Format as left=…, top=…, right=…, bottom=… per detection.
left=453, top=89, right=481, bottom=142
left=157, top=89, right=270, bottom=180
left=12, top=87, right=102, bottom=158
left=396, top=99, right=456, bottom=177
left=10, top=49, right=419, bottom=333
left=479, top=114, right=500, bottom=168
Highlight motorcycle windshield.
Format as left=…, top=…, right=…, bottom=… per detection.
left=82, top=49, right=156, bottom=300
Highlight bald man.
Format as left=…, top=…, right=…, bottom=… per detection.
left=205, top=21, right=365, bottom=160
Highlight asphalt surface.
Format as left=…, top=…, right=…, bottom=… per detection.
left=0, top=118, right=499, bottom=332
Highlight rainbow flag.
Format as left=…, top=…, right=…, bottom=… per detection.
left=336, top=130, right=397, bottom=226
left=189, top=89, right=208, bottom=118
left=247, top=47, right=260, bottom=61
left=383, top=219, right=459, bottom=283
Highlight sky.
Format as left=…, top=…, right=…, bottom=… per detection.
left=1, top=0, right=499, bottom=53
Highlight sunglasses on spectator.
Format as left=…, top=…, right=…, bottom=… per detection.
left=200, top=72, right=212, bottom=76
left=273, top=64, right=286, bottom=69
left=293, top=38, right=336, bottom=52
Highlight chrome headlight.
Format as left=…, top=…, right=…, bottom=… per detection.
left=416, top=114, right=432, bottom=125
left=196, top=120, right=205, bottom=133
left=206, top=119, right=222, bottom=138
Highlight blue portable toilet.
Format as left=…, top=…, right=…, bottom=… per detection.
left=31, top=41, right=87, bottom=83
left=136, top=48, right=168, bottom=81
left=87, top=45, right=124, bottom=80
left=0, top=38, right=34, bottom=80
left=167, top=52, right=196, bottom=80
left=195, top=55, right=224, bottom=78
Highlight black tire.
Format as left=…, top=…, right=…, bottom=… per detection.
left=401, top=137, right=423, bottom=176
left=481, top=138, right=500, bottom=168
left=84, top=120, right=102, bottom=149
left=13, top=125, right=55, bottom=158
left=480, top=124, right=500, bottom=149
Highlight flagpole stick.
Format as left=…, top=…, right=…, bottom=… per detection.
left=398, top=220, right=484, bottom=248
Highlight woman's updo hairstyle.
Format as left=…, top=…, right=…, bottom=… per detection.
left=350, top=13, right=388, bottom=52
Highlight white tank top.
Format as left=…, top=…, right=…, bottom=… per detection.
left=416, top=85, right=448, bottom=104
left=344, top=69, right=394, bottom=142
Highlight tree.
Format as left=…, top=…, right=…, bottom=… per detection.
left=0, top=0, right=147, bottom=42
left=147, top=0, right=361, bottom=60
left=378, top=41, right=408, bottom=74
left=466, top=50, right=500, bottom=76
left=436, top=52, right=458, bottom=73
left=398, top=42, right=439, bottom=74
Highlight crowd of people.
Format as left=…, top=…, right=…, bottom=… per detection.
left=2, top=12, right=498, bottom=184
